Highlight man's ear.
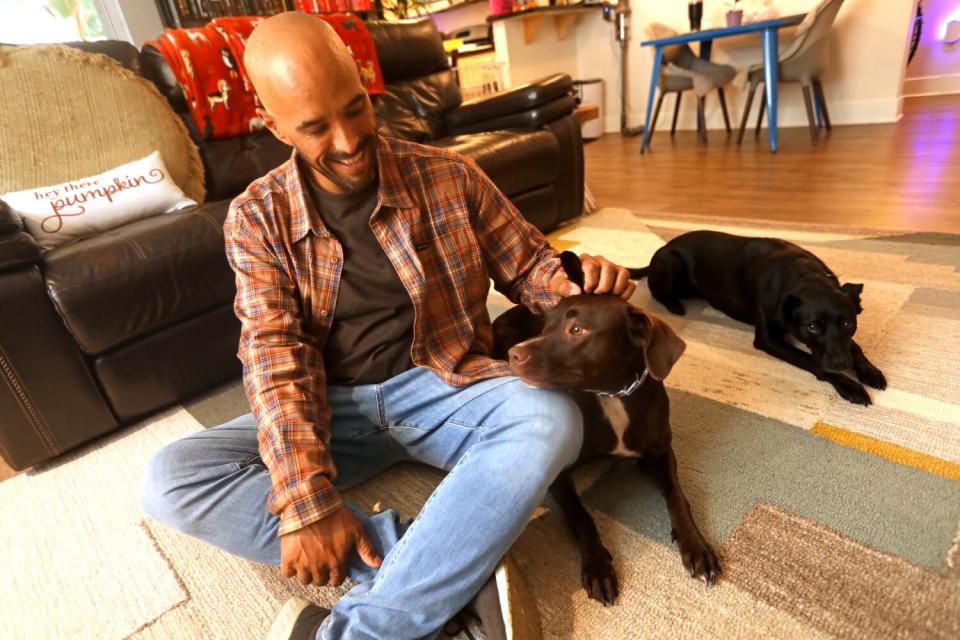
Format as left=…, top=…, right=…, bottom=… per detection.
left=841, top=282, right=864, bottom=314
left=257, top=107, right=292, bottom=147
left=627, top=307, right=686, bottom=380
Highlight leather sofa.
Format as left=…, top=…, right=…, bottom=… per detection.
left=0, top=19, right=584, bottom=471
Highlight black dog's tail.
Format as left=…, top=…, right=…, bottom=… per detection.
left=628, top=266, right=650, bottom=280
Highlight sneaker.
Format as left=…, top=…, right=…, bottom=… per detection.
left=266, top=597, right=330, bottom=640
left=469, top=554, right=542, bottom=640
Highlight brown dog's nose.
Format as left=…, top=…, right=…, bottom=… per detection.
left=508, top=346, right=530, bottom=366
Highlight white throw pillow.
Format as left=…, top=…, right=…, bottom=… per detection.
left=1, top=151, right=197, bottom=251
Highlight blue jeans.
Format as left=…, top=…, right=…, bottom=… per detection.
left=141, top=367, right=582, bottom=640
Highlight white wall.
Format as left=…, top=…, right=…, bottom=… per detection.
left=496, top=0, right=919, bottom=133
left=98, top=0, right=165, bottom=45
left=493, top=13, right=584, bottom=88
left=429, top=2, right=492, bottom=36
left=903, top=0, right=960, bottom=96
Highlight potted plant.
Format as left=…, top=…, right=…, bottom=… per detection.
left=725, top=0, right=744, bottom=26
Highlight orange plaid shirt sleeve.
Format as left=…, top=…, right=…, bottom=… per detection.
left=224, top=137, right=561, bottom=535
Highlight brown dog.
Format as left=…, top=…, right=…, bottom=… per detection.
left=492, top=254, right=719, bottom=605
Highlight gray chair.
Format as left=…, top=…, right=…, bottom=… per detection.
left=646, top=23, right=737, bottom=146
left=737, top=0, right=845, bottom=145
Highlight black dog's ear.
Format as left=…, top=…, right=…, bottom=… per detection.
left=841, top=283, right=864, bottom=314
left=627, top=306, right=686, bottom=380
left=780, top=293, right=802, bottom=325
left=559, top=251, right=585, bottom=290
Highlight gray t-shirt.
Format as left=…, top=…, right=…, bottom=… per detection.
left=303, top=170, right=415, bottom=386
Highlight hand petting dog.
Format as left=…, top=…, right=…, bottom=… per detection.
left=548, top=253, right=636, bottom=300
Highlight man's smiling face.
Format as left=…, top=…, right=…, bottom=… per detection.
left=245, top=14, right=379, bottom=194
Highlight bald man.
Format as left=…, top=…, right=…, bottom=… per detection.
left=142, top=12, right=635, bottom=640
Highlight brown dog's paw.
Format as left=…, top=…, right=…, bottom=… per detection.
left=677, top=537, right=721, bottom=585
left=855, top=365, right=887, bottom=391
left=581, top=550, right=619, bottom=606
left=833, top=376, right=871, bottom=405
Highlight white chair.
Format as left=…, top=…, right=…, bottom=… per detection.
left=737, top=0, right=845, bottom=145
left=646, top=22, right=737, bottom=146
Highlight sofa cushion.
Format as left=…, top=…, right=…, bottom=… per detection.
left=203, top=130, right=293, bottom=202
left=432, top=130, right=560, bottom=197
left=95, top=303, right=241, bottom=422
left=373, top=70, right=462, bottom=143
left=366, top=19, right=449, bottom=83
left=65, top=40, right=141, bottom=73
left=42, top=200, right=235, bottom=355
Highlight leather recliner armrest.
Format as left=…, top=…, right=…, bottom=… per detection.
left=0, top=200, right=41, bottom=271
left=445, top=73, right=574, bottom=132
left=446, top=94, right=578, bottom=136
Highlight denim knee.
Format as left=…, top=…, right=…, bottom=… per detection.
left=502, top=385, right=584, bottom=472
left=140, top=440, right=189, bottom=527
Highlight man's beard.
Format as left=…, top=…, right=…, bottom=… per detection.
left=310, top=133, right=378, bottom=194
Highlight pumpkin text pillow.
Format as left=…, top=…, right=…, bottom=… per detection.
left=1, top=151, right=197, bottom=251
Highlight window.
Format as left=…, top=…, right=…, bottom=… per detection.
left=0, top=0, right=106, bottom=44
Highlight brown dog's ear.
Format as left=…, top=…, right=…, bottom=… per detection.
left=560, top=251, right=585, bottom=290
left=841, top=282, right=864, bottom=314
left=627, top=307, right=686, bottom=380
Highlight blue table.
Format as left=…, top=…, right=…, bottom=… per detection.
left=639, top=14, right=806, bottom=154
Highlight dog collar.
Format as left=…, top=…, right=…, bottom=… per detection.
left=587, top=368, right=649, bottom=398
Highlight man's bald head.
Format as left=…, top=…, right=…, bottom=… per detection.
left=245, top=12, right=362, bottom=116
left=244, top=12, right=379, bottom=194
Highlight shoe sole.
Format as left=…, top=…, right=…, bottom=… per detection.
left=265, top=597, right=311, bottom=640
left=497, top=555, right=543, bottom=640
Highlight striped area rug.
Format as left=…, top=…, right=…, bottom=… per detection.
left=2, top=208, right=957, bottom=639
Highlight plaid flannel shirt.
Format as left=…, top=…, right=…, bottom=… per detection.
left=224, top=136, right=561, bottom=535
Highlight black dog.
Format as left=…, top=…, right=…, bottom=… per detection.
left=493, top=253, right=719, bottom=605
left=630, top=230, right=886, bottom=405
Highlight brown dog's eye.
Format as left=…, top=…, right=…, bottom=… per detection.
left=570, top=324, right=583, bottom=336
left=838, top=319, right=850, bottom=330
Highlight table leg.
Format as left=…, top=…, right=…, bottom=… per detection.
left=640, top=46, right=663, bottom=155
left=700, top=39, right=713, bottom=60
left=761, top=27, right=779, bottom=153
left=696, top=39, right=713, bottom=135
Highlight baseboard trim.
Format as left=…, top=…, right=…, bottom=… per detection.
left=902, top=73, right=960, bottom=97
left=605, top=94, right=902, bottom=133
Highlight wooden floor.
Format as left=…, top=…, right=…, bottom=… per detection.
left=584, top=95, right=960, bottom=233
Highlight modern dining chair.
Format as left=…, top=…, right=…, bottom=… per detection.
left=737, top=0, right=845, bottom=145
left=646, top=23, right=737, bottom=146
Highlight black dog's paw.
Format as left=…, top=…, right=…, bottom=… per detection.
left=581, top=550, right=619, bottom=606
left=855, top=364, right=887, bottom=390
left=833, top=376, right=871, bottom=405
left=677, top=536, right=721, bottom=585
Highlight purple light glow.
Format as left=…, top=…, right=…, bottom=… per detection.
left=939, top=8, right=960, bottom=40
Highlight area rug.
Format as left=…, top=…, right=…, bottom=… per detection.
left=2, top=208, right=958, bottom=639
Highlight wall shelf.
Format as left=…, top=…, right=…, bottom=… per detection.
left=488, top=4, right=603, bottom=45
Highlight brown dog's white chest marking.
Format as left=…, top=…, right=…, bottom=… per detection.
left=597, top=396, right=641, bottom=457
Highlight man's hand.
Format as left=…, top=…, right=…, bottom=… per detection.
left=549, top=254, right=636, bottom=300
left=280, top=508, right=382, bottom=586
